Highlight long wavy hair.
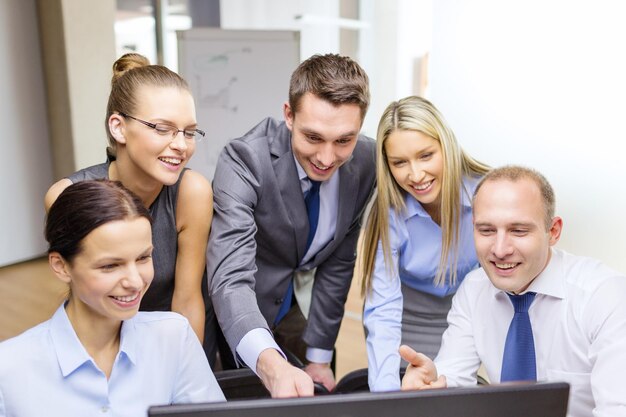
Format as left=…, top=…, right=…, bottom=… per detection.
left=359, top=96, right=489, bottom=295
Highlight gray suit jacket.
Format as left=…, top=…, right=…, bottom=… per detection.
left=208, top=117, right=376, bottom=356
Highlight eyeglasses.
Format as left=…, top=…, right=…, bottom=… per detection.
left=119, top=112, right=205, bottom=141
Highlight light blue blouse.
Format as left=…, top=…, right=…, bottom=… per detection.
left=363, top=177, right=481, bottom=392
left=0, top=304, right=225, bottom=417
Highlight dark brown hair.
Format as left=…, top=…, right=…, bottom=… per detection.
left=45, top=180, right=152, bottom=262
left=289, top=53, right=370, bottom=120
left=105, top=53, right=190, bottom=158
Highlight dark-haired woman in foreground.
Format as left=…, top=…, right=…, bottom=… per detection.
left=44, top=53, right=216, bottom=363
left=0, top=180, right=224, bottom=416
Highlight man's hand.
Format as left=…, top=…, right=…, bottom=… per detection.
left=399, top=345, right=447, bottom=390
left=304, top=362, right=336, bottom=392
left=256, top=348, right=314, bottom=398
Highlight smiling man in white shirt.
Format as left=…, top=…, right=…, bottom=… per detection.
left=400, top=165, right=626, bottom=417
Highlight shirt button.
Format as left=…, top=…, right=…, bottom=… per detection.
left=275, top=298, right=283, bottom=305
left=101, top=406, right=110, bottom=413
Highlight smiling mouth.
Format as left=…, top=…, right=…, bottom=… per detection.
left=110, top=293, right=140, bottom=303
left=159, top=156, right=182, bottom=165
left=311, top=161, right=332, bottom=171
left=494, top=262, right=519, bottom=270
left=412, top=179, right=433, bottom=191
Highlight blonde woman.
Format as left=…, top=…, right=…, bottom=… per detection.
left=358, top=96, right=489, bottom=391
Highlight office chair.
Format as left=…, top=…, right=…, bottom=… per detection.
left=332, top=368, right=407, bottom=394
left=333, top=368, right=370, bottom=393
left=214, top=368, right=270, bottom=400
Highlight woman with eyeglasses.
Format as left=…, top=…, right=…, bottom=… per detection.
left=44, top=53, right=217, bottom=365
left=2, top=180, right=225, bottom=416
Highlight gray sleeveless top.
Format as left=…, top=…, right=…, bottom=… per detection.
left=68, top=162, right=182, bottom=311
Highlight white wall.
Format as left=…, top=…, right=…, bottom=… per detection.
left=358, top=0, right=432, bottom=137
left=219, top=0, right=432, bottom=139
left=221, top=0, right=341, bottom=59
left=0, top=1, right=53, bottom=266
left=431, top=0, right=626, bottom=273
left=61, top=0, right=116, bottom=171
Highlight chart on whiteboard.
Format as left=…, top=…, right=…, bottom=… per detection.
left=178, top=29, right=300, bottom=180
left=193, top=47, right=253, bottom=112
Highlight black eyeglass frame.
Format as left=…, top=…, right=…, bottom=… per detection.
left=118, top=112, right=205, bottom=140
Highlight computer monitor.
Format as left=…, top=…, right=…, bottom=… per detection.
left=148, top=382, right=569, bottom=417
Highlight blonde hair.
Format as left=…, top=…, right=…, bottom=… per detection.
left=105, top=53, right=190, bottom=158
left=359, top=96, right=490, bottom=295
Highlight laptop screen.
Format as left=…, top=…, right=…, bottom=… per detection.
left=148, top=382, right=569, bottom=417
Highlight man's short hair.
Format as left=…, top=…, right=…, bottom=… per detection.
left=473, top=165, right=556, bottom=228
left=288, top=53, right=370, bottom=120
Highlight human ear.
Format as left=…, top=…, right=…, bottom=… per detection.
left=48, top=252, right=72, bottom=285
left=283, top=102, right=294, bottom=131
left=548, top=216, right=563, bottom=246
left=108, top=113, right=127, bottom=145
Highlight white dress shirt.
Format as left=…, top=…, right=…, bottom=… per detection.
left=435, top=248, right=626, bottom=417
left=0, top=304, right=225, bottom=417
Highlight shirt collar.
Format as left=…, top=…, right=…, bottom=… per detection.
left=50, top=303, right=138, bottom=377
left=526, top=247, right=566, bottom=299
left=49, top=303, right=93, bottom=377
left=489, top=248, right=566, bottom=300
left=460, top=177, right=476, bottom=209
left=294, top=154, right=308, bottom=182
left=119, top=316, right=137, bottom=365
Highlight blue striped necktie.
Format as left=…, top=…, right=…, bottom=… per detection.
left=274, top=179, right=321, bottom=325
left=501, top=292, right=537, bottom=382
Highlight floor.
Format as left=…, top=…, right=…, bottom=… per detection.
left=0, top=257, right=67, bottom=341
left=0, top=257, right=368, bottom=380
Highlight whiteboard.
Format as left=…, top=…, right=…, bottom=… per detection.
left=178, top=29, right=300, bottom=180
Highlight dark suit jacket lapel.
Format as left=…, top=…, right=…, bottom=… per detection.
left=334, top=155, right=359, bottom=246
left=270, top=123, right=308, bottom=263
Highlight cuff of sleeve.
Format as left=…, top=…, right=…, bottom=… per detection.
left=236, top=328, right=284, bottom=374
left=306, top=347, right=333, bottom=364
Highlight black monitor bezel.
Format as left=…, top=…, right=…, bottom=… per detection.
left=149, top=381, right=569, bottom=417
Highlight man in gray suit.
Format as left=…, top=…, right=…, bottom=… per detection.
left=207, top=54, right=375, bottom=397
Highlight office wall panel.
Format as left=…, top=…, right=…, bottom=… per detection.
left=0, top=0, right=53, bottom=266
left=431, top=0, right=626, bottom=273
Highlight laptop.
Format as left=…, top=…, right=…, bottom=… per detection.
left=148, top=381, right=569, bottom=417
